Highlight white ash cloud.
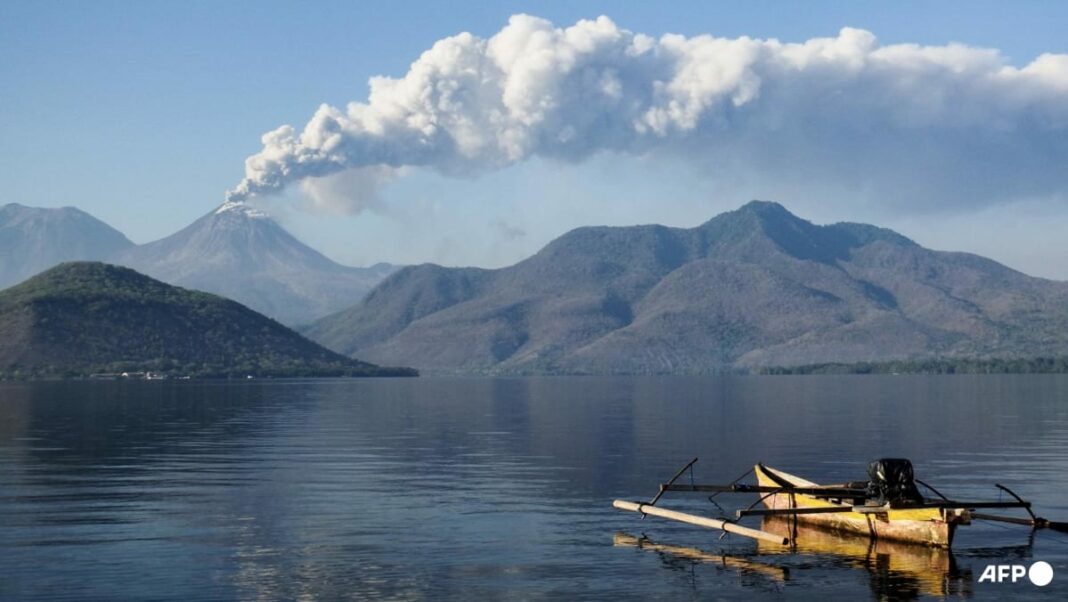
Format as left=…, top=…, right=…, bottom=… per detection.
left=228, top=14, right=1068, bottom=212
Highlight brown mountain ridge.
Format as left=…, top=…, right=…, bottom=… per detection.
left=304, top=201, right=1068, bottom=374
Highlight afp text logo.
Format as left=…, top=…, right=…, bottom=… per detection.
left=978, top=561, right=1053, bottom=586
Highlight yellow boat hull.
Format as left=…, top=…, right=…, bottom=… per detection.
left=755, top=464, right=966, bottom=547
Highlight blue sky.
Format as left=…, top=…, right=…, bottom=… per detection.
left=3, top=1, right=1067, bottom=276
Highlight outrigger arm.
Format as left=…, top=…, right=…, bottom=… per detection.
left=968, top=483, right=1068, bottom=532
left=612, top=457, right=791, bottom=546
left=735, top=500, right=1031, bottom=519
left=664, top=483, right=867, bottom=497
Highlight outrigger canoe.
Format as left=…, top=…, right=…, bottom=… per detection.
left=613, top=457, right=1066, bottom=548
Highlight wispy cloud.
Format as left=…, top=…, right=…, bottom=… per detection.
left=228, top=14, right=1068, bottom=213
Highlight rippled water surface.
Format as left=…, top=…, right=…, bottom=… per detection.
left=2, top=376, right=1068, bottom=600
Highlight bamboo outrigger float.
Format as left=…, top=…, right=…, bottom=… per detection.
left=613, top=457, right=1067, bottom=548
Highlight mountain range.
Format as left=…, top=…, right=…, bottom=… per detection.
left=304, top=201, right=1068, bottom=374
left=0, top=262, right=414, bottom=378
left=0, top=202, right=395, bottom=326
left=0, top=203, right=134, bottom=289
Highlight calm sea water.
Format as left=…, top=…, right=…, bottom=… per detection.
left=1, top=376, right=1067, bottom=601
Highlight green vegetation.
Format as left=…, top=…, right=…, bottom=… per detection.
left=0, top=262, right=416, bottom=380
left=759, top=357, right=1068, bottom=375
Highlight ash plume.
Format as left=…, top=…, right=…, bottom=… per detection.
left=228, top=14, right=1068, bottom=212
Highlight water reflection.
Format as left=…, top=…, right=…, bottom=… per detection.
left=1, top=376, right=1067, bottom=600
left=613, top=518, right=1045, bottom=601
left=759, top=517, right=972, bottom=599
left=614, top=532, right=789, bottom=582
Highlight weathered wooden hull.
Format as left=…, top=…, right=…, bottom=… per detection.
left=755, top=464, right=964, bottom=547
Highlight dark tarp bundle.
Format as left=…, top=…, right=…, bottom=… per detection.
left=867, top=458, right=924, bottom=506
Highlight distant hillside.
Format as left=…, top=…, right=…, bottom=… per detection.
left=0, top=262, right=415, bottom=379
left=113, top=201, right=397, bottom=326
left=305, top=201, right=1068, bottom=374
left=0, top=203, right=134, bottom=289
left=760, top=356, right=1068, bottom=375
